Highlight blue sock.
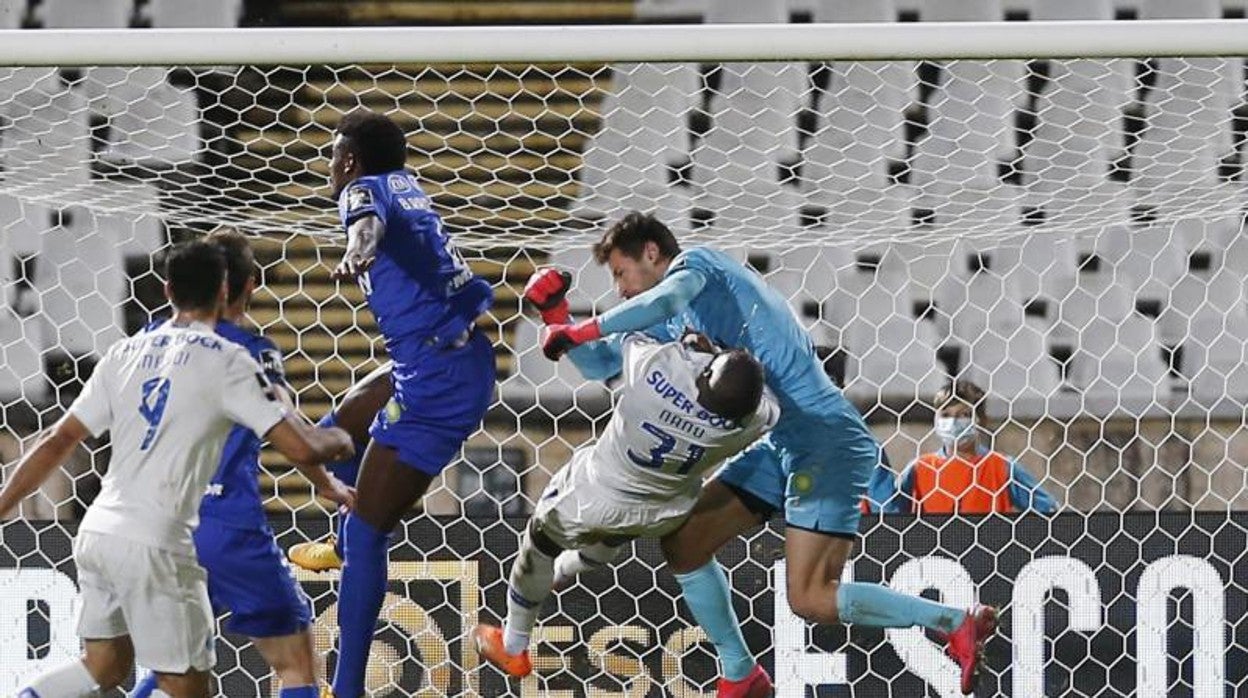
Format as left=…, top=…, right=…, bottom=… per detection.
left=279, top=686, right=319, bottom=698
left=332, top=513, right=390, bottom=697
left=673, top=561, right=755, bottom=682
left=130, top=672, right=157, bottom=698
left=837, top=582, right=967, bottom=633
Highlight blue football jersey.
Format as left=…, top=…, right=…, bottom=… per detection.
left=146, top=317, right=285, bottom=530
left=658, top=247, right=842, bottom=415
left=337, top=171, right=493, bottom=353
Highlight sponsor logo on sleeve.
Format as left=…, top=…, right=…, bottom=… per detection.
left=345, top=185, right=374, bottom=213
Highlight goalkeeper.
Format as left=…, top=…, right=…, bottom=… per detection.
left=474, top=268, right=778, bottom=688
left=542, top=212, right=998, bottom=696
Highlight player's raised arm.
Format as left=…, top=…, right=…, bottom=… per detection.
left=541, top=212, right=706, bottom=360
left=334, top=214, right=384, bottom=281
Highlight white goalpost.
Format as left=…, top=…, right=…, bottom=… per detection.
left=0, top=17, right=1245, bottom=697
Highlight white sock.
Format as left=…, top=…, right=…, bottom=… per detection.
left=19, top=660, right=100, bottom=698
left=552, top=543, right=621, bottom=588
left=151, top=690, right=173, bottom=698
left=502, top=529, right=555, bottom=655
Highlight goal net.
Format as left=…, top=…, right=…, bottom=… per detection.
left=1, top=19, right=1246, bottom=697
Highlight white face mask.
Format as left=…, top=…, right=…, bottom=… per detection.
left=934, top=416, right=975, bottom=446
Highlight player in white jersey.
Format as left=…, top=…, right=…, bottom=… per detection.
left=472, top=328, right=777, bottom=679
left=0, top=240, right=356, bottom=698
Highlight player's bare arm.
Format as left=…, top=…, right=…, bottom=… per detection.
left=0, top=414, right=90, bottom=518
left=265, top=417, right=357, bottom=509
left=333, top=214, right=384, bottom=281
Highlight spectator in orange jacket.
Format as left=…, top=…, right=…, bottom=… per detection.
left=864, top=380, right=1057, bottom=514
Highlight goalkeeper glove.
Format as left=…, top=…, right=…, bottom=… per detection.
left=541, top=319, right=602, bottom=360
left=523, top=267, right=573, bottom=325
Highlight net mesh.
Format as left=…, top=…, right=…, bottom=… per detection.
left=1, top=50, right=1247, bottom=696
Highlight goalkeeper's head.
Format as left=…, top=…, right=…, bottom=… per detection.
left=695, top=348, right=766, bottom=424
left=330, top=109, right=409, bottom=197
left=594, top=211, right=682, bottom=300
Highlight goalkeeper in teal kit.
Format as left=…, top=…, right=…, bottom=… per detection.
left=541, top=212, right=998, bottom=696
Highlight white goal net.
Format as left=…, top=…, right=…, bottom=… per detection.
left=1, top=18, right=1246, bottom=698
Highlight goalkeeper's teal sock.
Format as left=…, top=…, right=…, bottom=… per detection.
left=836, top=582, right=966, bottom=633
left=130, top=672, right=157, bottom=697
left=332, top=513, right=390, bottom=697
left=279, top=686, right=318, bottom=698
left=673, top=561, right=756, bottom=682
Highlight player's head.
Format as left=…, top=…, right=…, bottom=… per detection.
left=330, top=109, right=408, bottom=197
left=205, top=226, right=259, bottom=311
left=935, top=380, right=986, bottom=421
left=695, top=349, right=765, bottom=423
left=934, top=379, right=986, bottom=448
left=593, top=211, right=681, bottom=300
left=164, top=239, right=227, bottom=316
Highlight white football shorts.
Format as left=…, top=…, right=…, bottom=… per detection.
left=73, top=531, right=215, bottom=673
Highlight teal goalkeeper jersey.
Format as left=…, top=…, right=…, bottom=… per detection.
left=658, top=247, right=843, bottom=415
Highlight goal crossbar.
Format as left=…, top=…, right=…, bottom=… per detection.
left=0, top=20, right=1247, bottom=66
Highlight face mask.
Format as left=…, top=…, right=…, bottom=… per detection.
left=934, top=416, right=975, bottom=446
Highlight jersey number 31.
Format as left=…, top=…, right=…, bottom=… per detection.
left=628, top=422, right=705, bottom=475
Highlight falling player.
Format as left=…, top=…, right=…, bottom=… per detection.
left=2, top=240, right=354, bottom=698
left=542, top=212, right=998, bottom=696
left=130, top=228, right=342, bottom=697
left=472, top=314, right=778, bottom=684
left=317, top=109, right=496, bottom=698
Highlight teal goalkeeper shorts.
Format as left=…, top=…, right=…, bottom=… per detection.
left=715, top=403, right=878, bottom=536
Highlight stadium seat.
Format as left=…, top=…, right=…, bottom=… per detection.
left=147, top=0, right=243, bottom=27
left=85, top=67, right=202, bottom=168
left=692, top=0, right=804, bottom=239
left=0, top=307, right=48, bottom=404
left=961, top=312, right=1062, bottom=417
left=499, top=315, right=611, bottom=415
left=842, top=302, right=944, bottom=404
left=913, top=0, right=1021, bottom=191
left=1184, top=307, right=1248, bottom=407
left=91, top=182, right=166, bottom=257
left=1066, top=309, right=1169, bottom=407
left=1058, top=259, right=1168, bottom=405
left=806, top=0, right=914, bottom=216
left=1025, top=1, right=1132, bottom=222
left=1133, top=0, right=1239, bottom=213
left=574, top=62, right=698, bottom=229
left=40, top=0, right=132, bottom=27
left=0, top=0, right=24, bottom=28
left=36, top=206, right=126, bottom=358
left=0, top=76, right=90, bottom=193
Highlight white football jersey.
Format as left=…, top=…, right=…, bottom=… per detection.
left=581, top=334, right=778, bottom=504
left=70, top=319, right=286, bottom=556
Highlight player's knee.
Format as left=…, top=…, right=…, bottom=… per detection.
left=156, top=671, right=210, bottom=698
left=660, top=532, right=711, bottom=575
left=82, top=642, right=134, bottom=689
left=787, top=583, right=839, bottom=625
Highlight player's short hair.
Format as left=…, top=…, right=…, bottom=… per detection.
left=165, top=240, right=226, bottom=311
left=696, top=349, right=766, bottom=423
left=205, top=226, right=257, bottom=305
left=936, top=379, right=987, bottom=420
left=593, top=211, right=682, bottom=264
left=337, top=110, right=408, bottom=175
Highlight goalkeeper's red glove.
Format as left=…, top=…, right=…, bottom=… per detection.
left=523, top=267, right=573, bottom=325
left=541, top=319, right=602, bottom=360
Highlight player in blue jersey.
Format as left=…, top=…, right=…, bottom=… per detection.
left=130, top=229, right=352, bottom=698
left=312, top=110, right=496, bottom=698
left=542, top=212, right=998, bottom=696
